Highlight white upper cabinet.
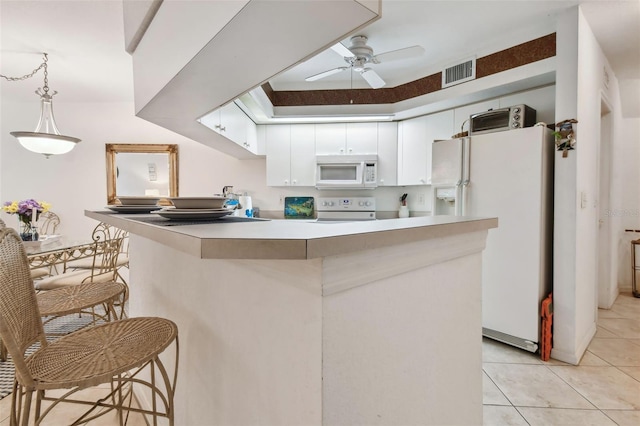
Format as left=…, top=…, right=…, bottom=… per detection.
left=376, top=122, right=398, bottom=186
left=315, top=123, right=347, bottom=155
left=315, top=123, right=377, bottom=155
left=398, top=110, right=453, bottom=186
left=397, top=115, right=428, bottom=185
left=266, top=125, right=291, bottom=186
left=290, top=124, right=316, bottom=186
left=200, top=102, right=262, bottom=155
left=266, top=124, right=315, bottom=187
left=346, top=123, right=378, bottom=154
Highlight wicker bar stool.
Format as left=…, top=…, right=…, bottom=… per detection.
left=0, top=227, right=179, bottom=425
left=0, top=219, right=127, bottom=361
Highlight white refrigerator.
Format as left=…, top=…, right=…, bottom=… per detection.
left=431, top=126, right=554, bottom=352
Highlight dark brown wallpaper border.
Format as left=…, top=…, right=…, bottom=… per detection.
left=262, top=33, right=556, bottom=107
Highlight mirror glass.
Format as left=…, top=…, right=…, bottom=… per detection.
left=106, top=144, right=179, bottom=204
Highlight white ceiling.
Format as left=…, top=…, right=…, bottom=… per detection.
left=1, top=1, right=638, bottom=113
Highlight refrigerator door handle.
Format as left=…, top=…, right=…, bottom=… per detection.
left=454, top=180, right=463, bottom=216
left=460, top=180, right=469, bottom=216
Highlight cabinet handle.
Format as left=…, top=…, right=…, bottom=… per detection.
left=220, top=126, right=226, bottom=132
left=292, top=179, right=297, bottom=185
left=284, top=179, right=289, bottom=185
left=419, top=178, right=426, bottom=184
left=348, top=147, right=353, bottom=154
left=339, top=148, right=344, bottom=154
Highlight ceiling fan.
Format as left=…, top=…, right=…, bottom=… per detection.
left=305, top=35, right=425, bottom=89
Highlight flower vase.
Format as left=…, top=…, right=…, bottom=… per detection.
left=18, top=217, right=39, bottom=242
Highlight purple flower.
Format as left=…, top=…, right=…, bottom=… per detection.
left=17, top=199, right=42, bottom=216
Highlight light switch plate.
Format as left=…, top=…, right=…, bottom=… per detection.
left=581, top=191, right=587, bottom=209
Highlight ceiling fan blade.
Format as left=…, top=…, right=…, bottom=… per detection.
left=372, top=45, right=425, bottom=64
left=305, top=67, right=349, bottom=82
left=330, top=42, right=354, bottom=59
left=360, top=68, right=386, bottom=89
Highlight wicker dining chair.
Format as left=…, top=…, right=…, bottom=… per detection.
left=34, top=222, right=125, bottom=291
left=36, top=211, right=60, bottom=236
left=67, top=230, right=131, bottom=295
left=30, top=211, right=62, bottom=279
left=0, top=227, right=179, bottom=425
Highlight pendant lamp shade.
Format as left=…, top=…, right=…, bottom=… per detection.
left=3, top=53, right=81, bottom=158
left=11, top=91, right=80, bottom=157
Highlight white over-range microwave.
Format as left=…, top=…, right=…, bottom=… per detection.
left=315, top=155, right=378, bottom=190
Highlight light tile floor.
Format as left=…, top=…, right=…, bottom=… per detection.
left=1, top=293, right=638, bottom=425
left=484, top=292, right=640, bottom=425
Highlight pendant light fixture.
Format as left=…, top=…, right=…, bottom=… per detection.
left=1, top=53, right=81, bottom=158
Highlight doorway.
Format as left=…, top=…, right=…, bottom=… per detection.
left=597, top=96, right=615, bottom=308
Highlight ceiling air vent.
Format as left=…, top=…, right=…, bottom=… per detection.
left=442, top=57, right=476, bottom=88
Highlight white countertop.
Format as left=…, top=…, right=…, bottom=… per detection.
left=86, top=210, right=497, bottom=260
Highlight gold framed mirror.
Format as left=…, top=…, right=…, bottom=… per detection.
left=106, top=143, right=179, bottom=205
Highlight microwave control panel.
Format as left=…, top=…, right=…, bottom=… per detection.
left=364, top=162, right=377, bottom=183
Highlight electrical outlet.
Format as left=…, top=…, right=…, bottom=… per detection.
left=279, top=195, right=284, bottom=205
left=418, top=193, right=426, bottom=205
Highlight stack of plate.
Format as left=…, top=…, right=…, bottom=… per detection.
left=106, top=196, right=162, bottom=214
left=153, top=197, right=232, bottom=220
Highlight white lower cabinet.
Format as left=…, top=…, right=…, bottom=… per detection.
left=266, top=124, right=315, bottom=187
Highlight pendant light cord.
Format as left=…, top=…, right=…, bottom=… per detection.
left=0, top=53, right=48, bottom=83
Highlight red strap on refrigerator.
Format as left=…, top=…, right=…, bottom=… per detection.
left=540, top=293, right=553, bottom=361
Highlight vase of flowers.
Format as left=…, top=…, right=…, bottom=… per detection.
left=2, top=199, right=51, bottom=242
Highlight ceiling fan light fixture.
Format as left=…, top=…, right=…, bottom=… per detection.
left=306, top=35, right=423, bottom=89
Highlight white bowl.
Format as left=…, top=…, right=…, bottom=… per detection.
left=117, top=196, right=160, bottom=206
left=168, top=197, right=228, bottom=209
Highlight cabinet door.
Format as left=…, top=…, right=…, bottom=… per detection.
left=198, top=109, right=222, bottom=132
left=315, top=123, right=346, bottom=155
left=219, top=102, right=249, bottom=147
left=290, top=124, right=316, bottom=186
left=245, top=119, right=261, bottom=155
left=397, top=115, right=428, bottom=185
left=424, top=110, right=454, bottom=183
left=266, top=125, right=291, bottom=186
left=346, top=122, right=378, bottom=154
left=376, top=122, right=397, bottom=186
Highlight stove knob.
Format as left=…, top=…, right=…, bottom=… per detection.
left=365, top=201, right=372, bottom=207
left=322, top=201, right=328, bottom=206
left=358, top=201, right=365, bottom=206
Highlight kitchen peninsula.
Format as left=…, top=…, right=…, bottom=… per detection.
left=86, top=210, right=496, bottom=425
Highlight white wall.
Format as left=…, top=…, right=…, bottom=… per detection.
left=0, top=98, right=432, bottom=239
left=551, top=6, right=640, bottom=364
left=0, top=100, right=258, bottom=239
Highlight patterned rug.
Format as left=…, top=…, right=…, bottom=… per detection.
left=0, top=309, right=117, bottom=400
